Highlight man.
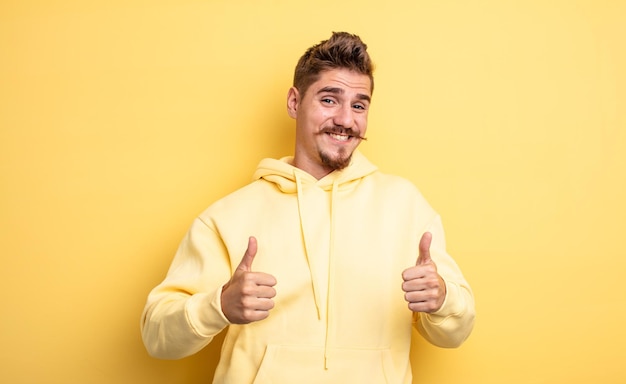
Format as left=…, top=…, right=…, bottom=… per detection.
left=141, top=32, right=475, bottom=383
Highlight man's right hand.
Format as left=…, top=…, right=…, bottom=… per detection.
left=221, top=236, right=277, bottom=324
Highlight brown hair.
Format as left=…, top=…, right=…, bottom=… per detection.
left=293, top=32, right=374, bottom=96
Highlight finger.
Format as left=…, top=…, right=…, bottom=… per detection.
left=416, top=232, right=432, bottom=265
left=254, top=273, right=278, bottom=288
left=236, top=236, right=257, bottom=272
left=252, top=297, right=275, bottom=311
left=407, top=300, right=440, bottom=314
left=255, top=285, right=277, bottom=299
left=243, top=308, right=272, bottom=322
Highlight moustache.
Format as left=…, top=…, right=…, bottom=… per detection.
left=319, top=127, right=368, bottom=141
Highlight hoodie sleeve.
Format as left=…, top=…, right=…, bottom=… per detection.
left=414, top=215, right=476, bottom=348
left=140, top=218, right=232, bottom=359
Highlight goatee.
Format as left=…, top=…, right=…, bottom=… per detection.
left=319, top=148, right=352, bottom=171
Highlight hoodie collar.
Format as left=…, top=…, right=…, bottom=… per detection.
left=252, top=150, right=378, bottom=192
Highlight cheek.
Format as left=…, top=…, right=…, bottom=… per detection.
left=317, top=109, right=334, bottom=125
left=356, top=114, right=368, bottom=128
left=302, top=105, right=335, bottom=128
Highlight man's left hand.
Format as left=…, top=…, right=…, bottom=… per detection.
left=401, top=232, right=447, bottom=313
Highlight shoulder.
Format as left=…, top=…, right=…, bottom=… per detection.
left=366, top=170, right=422, bottom=195
left=197, top=180, right=270, bottom=223
left=365, top=170, right=437, bottom=215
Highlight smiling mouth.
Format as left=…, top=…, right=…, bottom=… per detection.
left=324, top=131, right=367, bottom=141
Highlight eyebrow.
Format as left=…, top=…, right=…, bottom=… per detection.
left=317, top=86, right=371, bottom=103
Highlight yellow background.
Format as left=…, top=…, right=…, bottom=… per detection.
left=1, top=1, right=625, bottom=383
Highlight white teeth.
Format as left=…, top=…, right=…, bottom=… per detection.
left=329, top=133, right=349, bottom=141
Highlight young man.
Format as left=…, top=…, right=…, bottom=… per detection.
left=141, top=32, right=475, bottom=383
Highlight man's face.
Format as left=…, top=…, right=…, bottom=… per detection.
left=287, top=68, right=372, bottom=179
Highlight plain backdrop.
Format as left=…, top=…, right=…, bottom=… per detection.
left=1, top=1, right=625, bottom=383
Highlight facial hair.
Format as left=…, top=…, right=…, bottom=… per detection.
left=317, top=126, right=366, bottom=171
left=319, top=147, right=352, bottom=171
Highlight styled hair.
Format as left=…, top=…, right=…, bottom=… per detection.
left=293, top=32, right=374, bottom=96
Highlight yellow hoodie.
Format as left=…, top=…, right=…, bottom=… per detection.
left=141, top=151, right=475, bottom=383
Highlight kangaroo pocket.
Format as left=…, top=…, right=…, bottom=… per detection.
left=252, top=345, right=399, bottom=384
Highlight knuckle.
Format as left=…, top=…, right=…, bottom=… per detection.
left=241, top=296, right=255, bottom=308
left=241, top=284, right=256, bottom=296
left=240, top=273, right=254, bottom=283
left=242, top=309, right=256, bottom=321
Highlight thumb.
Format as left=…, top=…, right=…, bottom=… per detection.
left=416, top=232, right=432, bottom=265
left=237, top=236, right=257, bottom=272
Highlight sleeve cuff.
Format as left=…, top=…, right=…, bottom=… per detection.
left=427, top=280, right=467, bottom=322
left=185, top=286, right=231, bottom=338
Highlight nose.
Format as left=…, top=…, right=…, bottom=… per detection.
left=332, top=104, right=355, bottom=128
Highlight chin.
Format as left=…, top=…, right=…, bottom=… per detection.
left=320, top=151, right=353, bottom=171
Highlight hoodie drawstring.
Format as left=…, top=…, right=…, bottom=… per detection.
left=323, top=180, right=340, bottom=369
left=295, top=173, right=341, bottom=369
left=295, top=171, right=322, bottom=320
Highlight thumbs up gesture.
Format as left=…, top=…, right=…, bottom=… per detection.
left=221, top=236, right=277, bottom=324
left=401, top=232, right=447, bottom=313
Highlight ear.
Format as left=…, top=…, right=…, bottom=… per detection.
left=287, top=87, right=299, bottom=119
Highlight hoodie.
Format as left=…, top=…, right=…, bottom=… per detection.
left=141, top=151, right=475, bottom=383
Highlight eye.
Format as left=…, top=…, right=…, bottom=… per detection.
left=352, top=103, right=367, bottom=111
left=321, top=98, right=335, bottom=105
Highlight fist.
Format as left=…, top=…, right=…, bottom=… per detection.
left=401, top=232, right=446, bottom=313
left=221, top=237, right=277, bottom=324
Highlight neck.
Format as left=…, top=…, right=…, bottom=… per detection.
left=292, top=156, right=334, bottom=180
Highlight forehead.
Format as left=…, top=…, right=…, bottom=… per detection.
left=308, top=69, right=372, bottom=97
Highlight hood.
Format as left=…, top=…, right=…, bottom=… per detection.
left=252, top=150, right=378, bottom=192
